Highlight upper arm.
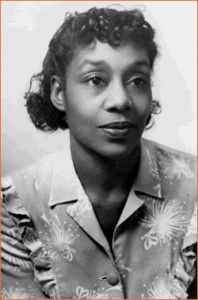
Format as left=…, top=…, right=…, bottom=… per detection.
left=1, top=176, right=46, bottom=298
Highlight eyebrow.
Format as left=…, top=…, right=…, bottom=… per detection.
left=79, top=60, right=109, bottom=70
left=79, top=59, right=151, bottom=72
left=131, top=61, right=151, bottom=70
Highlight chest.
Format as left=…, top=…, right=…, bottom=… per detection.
left=29, top=203, right=185, bottom=299
left=87, top=191, right=127, bottom=246
left=91, top=195, right=127, bottom=244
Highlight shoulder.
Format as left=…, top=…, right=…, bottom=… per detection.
left=142, top=138, right=197, bottom=250
left=2, top=151, right=63, bottom=216
left=142, top=138, right=196, bottom=179
left=143, top=137, right=195, bottom=161
left=142, top=137, right=196, bottom=221
left=1, top=161, right=59, bottom=296
left=1, top=153, right=59, bottom=264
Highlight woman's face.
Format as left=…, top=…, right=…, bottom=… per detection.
left=63, top=40, right=152, bottom=159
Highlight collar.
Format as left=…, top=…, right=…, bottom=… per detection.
left=48, top=138, right=163, bottom=207
left=48, top=147, right=79, bottom=206
left=133, top=138, right=163, bottom=199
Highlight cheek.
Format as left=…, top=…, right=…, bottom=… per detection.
left=65, top=97, right=96, bottom=130
left=65, top=86, right=99, bottom=123
left=134, top=95, right=152, bottom=117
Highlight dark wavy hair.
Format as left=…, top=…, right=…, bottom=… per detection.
left=25, top=7, right=161, bottom=131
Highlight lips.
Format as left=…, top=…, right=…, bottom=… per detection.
left=99, top=121, right=134, bottom=129
left=99, top=121, right=135, bottom=138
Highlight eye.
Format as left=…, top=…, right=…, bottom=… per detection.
left=86, top=76, right=105, bottom=86
left=131, top=77, right=148, bottom=87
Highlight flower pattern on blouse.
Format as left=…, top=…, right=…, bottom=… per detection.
left=160, top=155, right=194, bottom=180
left=143, top=274, right=188, bottom=299
left=1, top=139, right=196, bottom=299
left=67, top=198, right=92, bottom=219
left=140, top=198, right=187, bottom=250
left=115, top=254, right=132, bottom=278
left=2, top=286, right=31, bottom=299
left=75, top=285, right=122, bottom=298
left=146, top=276, right=175, bottom=299
left=145, top=148, right=160, bottom=179
left=41, top=213, right=79, bottom=261
left=67, top=181, right=92, bottom=218
left=185, top=204, right=197, bottom=237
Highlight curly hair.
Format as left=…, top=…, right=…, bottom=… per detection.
left=25, top=7, right=161, bottom=131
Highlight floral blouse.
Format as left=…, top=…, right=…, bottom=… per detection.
left=1, top=138, right=197, bottom=299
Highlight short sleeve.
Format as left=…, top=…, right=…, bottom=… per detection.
left=1, top=176, right=46, bottom=298
left=183, top=203, right=197, bottom=250
left=174, top=203, right=197, bottom=299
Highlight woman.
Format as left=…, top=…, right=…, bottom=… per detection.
left=2, top=7, right=196, bottom=299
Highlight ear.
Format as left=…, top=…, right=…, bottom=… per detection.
left=50, top=75, right=66, bottom=112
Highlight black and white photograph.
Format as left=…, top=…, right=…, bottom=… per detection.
left=1, top=1, right=197, bottom=298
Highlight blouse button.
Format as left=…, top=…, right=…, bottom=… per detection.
left=107, top=272, right=119, bottom=285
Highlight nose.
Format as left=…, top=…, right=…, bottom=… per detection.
left=104, top=80, right=132, bottom=112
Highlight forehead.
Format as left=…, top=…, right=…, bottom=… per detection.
left=68, top=40, right=150, bottom=73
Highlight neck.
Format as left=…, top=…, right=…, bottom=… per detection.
left=70, top=136, right=140, bottom=195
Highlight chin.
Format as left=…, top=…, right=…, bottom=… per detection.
left=96, top=143, right=139, bottom=160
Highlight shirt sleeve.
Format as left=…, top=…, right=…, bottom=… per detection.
left=1, top=176, right=46, bottom=298
left=173, top=203, right=197, bottom=299
left=183, top=204, right=197, bottom=299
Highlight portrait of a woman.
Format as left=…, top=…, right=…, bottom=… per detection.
left=1, top=3, right=196, bottom=299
